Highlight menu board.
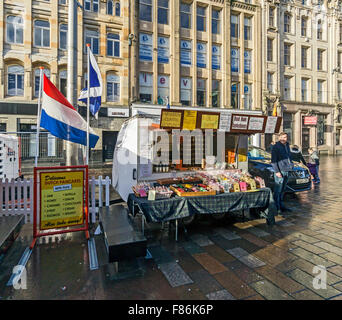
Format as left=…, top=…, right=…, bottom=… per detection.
left=160, top=109, right=183, bottom=129
left=199, top=112, right=220, bottom=129
left=40, top=171, right=84, bottom=230
left=182, top=110, right=197, bottom=130
left=219, top=112, right=232, bottom=132
left=264, top=116, right=278, bottom=134
left=248, top=117, right=265, bottom=131
left=231, top=115, right=249, bottom=131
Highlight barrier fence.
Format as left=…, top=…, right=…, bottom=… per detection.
left=0, top=176, right=112, bottom=224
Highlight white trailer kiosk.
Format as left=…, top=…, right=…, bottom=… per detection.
left=0, top=134, right=20, bottom=180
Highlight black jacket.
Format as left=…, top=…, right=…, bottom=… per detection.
left=290, top=148, right=307, bottom=166
left=271, top=141, right=294, bottom=173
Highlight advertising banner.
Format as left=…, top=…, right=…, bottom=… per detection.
left=212, top=45, right=221, bottom=70
left=197, top=43, right=207, bottom=68
left=180, top=40, right=192, bottom=66
left=139, top=33, right=153, bottom=61
left=158, top=36, right=169, bottom=64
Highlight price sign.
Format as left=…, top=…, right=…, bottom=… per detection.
left=160, top=109, right=183, bottom=129
left=182, top=110, right=197, bottom=130
left=199, top=112, right=220, bottom=129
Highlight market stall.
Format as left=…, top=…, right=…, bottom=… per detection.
left=112, top=105, right=282, bottom=240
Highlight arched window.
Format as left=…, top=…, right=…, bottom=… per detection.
left=107, top=0, right=113, bottom=15
left=301, top=16, right=307, bottom=37
left=34, top=68, right=50, bottom=97
left=115, top=1, right=121, bottom=16
left=59, top=70, right=67, bottom=97
left=317, top=19, right=322, bottom=40
left=107, top=74, right=120, bottom=102
left=6, top=16, right=24, bottom=44
left=7, top=65, right=24, bottom=96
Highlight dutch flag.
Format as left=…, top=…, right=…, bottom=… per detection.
left=40, top=74, right=99, bottom=148
left=78, top=48, right=102, bottom=118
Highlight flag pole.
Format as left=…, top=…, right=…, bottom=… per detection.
left=35, top=67, right=44, bottom=167
left=86, top=43, right=90, bottom=166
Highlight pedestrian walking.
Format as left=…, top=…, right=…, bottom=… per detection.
left=271, top=132, right=294, bottom=214
left=308, top=147, right=320, bottom=184
left=290, top=145, right=307, bottom=166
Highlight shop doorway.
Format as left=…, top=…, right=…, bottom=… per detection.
left=102, top=131, right=118, bottom=162
left=302, top=127, right=310, bottom=154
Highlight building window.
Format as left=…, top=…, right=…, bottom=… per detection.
left=231, top=15, right=239, bottom=38
left=180, top=40, right=192, bottom=66
left=158, top=36, right=169, bottom=64
left=139, top=33, right=153, bottom=61
left=231, top=48, right=239, bottom=72
left=212, top=80, right=220, bottom=108
left=34, top=20, right=50, bottom=48
left=284, top=13, right=291, bottom=33
left=197, top=6, right=206, bottom=32
left=140, top=0, right=152, bottom=22
left=338, top=51, right=342, bottom=69
left=197, top=42, right=207, bottom=68
left=317, top=49, right=324, bottom=70
left=338, top=81, right=342, bottom=100
left=197, top=79, right=206, bottom=107
left=59, top=70, right=67, bottom=97
left=284, top=76, right=291, bottom=100
left=284, top=43, right=291, bottom=66
left=244, top=84, right=252, bottom=110
left=34, top=69, right=50, bottom=97
left=157, top=75, right=169, bottom=105
left=59, top=24, right=67, bottom=50
left=317, top=20, right=322, bottom=40
left=244, top=17, right=252, bottom=41
left=267, top=38, right=273, bottom=62
left=212, top=45, right=221, bottom=70
left=212, top=9, right=220, bottom=34
left=107, top=33, right=120, bottom=57
left=6, top=16, right=24, bottom=44
left=85, top=0, right=99, bottom=12
left=283, top=113, right=294, bottom=144
left=139, top=72, right=153, bottom=103
left=301, top=46, right=308, bottom=68
left=158, top=0, right=169, bottom=24
left=7, top=65, right=24, bottom=96
left=340, top=23, right=342, bottom=43
left=301, top=78, right=308, bottom=102
left=180, top=3, right=191, bottom=29
left=85, top=29, right=99, bottom=54
left=107, top=0, right=114, bottom=15
left=317, top=114, right=327, bottom=145
left=115, top=1, right=121, bottom=16
left=107, top=74, right=120, bottom=102
left=317, top=80, right=324, bottom=103
left=269, top=7, right=275, bottom=27
left=181, top=77, right=192, bottom=106
left=231, top=83, right=239, bottom=109
left=267, top=72, right=273, bottom=93
left=59, top=0, right=67, bottom=4
left=302, top=0, right=307, bottom=5
left=244, top=50, right=252, bottom=74
left=301, top=16, right=307, bottom=37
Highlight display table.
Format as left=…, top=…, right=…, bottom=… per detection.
left=127, top=188, right=277, bottom=240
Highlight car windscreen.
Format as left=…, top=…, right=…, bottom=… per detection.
left=248, top=147, right=271, bottom=159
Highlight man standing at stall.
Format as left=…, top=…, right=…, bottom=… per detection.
left=271, top=132, right=294, bottom=214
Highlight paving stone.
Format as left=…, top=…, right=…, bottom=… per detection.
left=253, top=245, right=291, bottom=267
left=256, top=265, right=305, bottom=294
left=148, top=245, right=175, bottom=264
left=206, top=289, right=236, bottom=300
left=182, top=240, right=205, bottom=255
left=313, top=234, right=342, bottom=249
left=173, top=283, right=207, bottom=300
left=315, top=242, right=342, bottom=257
left=327, top=266, right=342, bottom=278
left=245, top=226, right=270, bottom=238
left=192, top=252, right=228, bottom=275
left=290, top=289, right=324, bottom=300
left=290, top=232, right=320, bottom=244
left=273, top=238, right=298, bottom=251
left=208, top=234, right=238, bottom=251
left=190, top=234, right=214, bottom=247
left=317, top=229, right=342, bottom=242
left=238, top=254, right=266, bottom=268
left=243, top=294, right=265, bottom=300
left=203, top=245, right=236, bottom=264
left=188, top=269, right=224, bottom=295
left=225, top=260, right=264, bottom=283
left=238, top=232, right=270, bottom=247
left=287, top=268, right=342, bottom=299
left=320, top=252, right=342, bottom=265
left=276, top=220, right=295, bottom=227
left=290, top=247, right=335, bottom=268
left=159, top=261, right=194, bottom=288
left=275, top=256, right=300, bottom=273
left=311, top=223, right=341, bottom=233
left=226, top=239, right=261, bottom=254
left=177, top=251, right=204, bottom=274
left=291, top=258, right=342, bottom=286
left=227, top=247, right=249, bottom=258
left=329, top=294, right=342, bottom=300
left=291, top=240, right=327, bottom=255
left=332, top=282, right=342, bottom=292
left=214, top=270, right=257, bottom=299
left=248, top=280, right=293, bottom=300
left=213, top=228, right=241, bottom=240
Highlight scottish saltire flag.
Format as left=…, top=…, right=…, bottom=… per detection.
left=40, top=74, right=99, bottom=148
left=78, top=48, right=103, bottom=117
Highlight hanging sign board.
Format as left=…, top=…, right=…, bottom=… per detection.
left=198, top=112, right=220, bottom=129
left=304, top=116, right=318, bottom=125
left=219, top=112, right=232, bottom=132
left=182, top=110, right=198, bottom=130
left=231, top=115, right=249, bottom=131
left=248, top=116, right=266, bottom=132
left=160, top=109, right=183, bottom=129
left=264, top=116, right=278, bottom=134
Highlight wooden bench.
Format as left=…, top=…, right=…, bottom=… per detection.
left=0, top=215, right=25, bottom=255
left=99, top=205, right=147, bottom=263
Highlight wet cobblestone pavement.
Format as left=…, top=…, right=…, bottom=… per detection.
left=1, top=155, right=342, bottom=300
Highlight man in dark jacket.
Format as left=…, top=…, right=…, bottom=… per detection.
left=271, top=132, right=294, bottom=213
